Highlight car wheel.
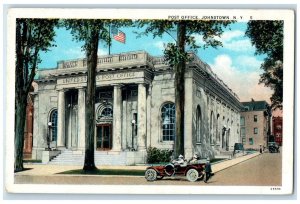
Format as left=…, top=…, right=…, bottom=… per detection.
left=145, top=169, right=157, bottom=181
left=186, top=169, right=199, bottom=182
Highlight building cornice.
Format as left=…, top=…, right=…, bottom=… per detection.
left=36, top=51, right=243, bottom=111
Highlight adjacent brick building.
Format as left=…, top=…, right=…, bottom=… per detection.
left=240, top=100, right=272, bottom=150
left=23, top=94, right=34, bottom=159
left=272, top=116, right=283, bottom=146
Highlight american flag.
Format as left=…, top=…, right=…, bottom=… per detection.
left=111, top=26, right=126, bottom=44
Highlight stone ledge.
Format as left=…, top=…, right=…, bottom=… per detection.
left=42, top=150, right=61, bottom=164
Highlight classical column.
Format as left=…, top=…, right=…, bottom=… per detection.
left=77, top=87, right=86, bottom=150
left=146, top=84, right=152, bottom=148
left=112, top=85, right=122, bottom=151
left=122, top=92, right=127, bottom=150
left=57, top=89, right=66, bottom=148
left=137, top=83, right=147, bottom=150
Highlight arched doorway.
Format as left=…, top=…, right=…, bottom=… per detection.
left=96, top=104, right=113, bottom=150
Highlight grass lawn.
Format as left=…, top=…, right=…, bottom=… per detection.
left=57, top=159, right=225, bottom=176
left=58, top=169, right=145, bottom=176
left=23, top=160, right=42, bottom=163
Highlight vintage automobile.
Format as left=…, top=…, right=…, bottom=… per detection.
left=268, top=142, right=280, bottom=153
left=145, top=160, right=206, bottom=182
left=233, top=143, right=245, bottom=157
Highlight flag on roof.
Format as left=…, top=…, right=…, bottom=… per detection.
left=111, top=26, right=126, bottom=44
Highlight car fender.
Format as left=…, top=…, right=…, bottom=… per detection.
left=146, top=166, right=164, bottom=176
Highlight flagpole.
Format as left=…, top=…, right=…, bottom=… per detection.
left=108, top=24, right=111, bottom=55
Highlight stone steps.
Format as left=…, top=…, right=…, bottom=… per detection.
left=48, top=150, right=127, bottom=165
left=215, top=150, right=233, bottom=159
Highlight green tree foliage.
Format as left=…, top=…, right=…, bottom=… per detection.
left=246, top=21, right=283, bottom=110
left=146, top=147, right=173, bottom=164
left=136, top=20, right=233, bottom=157
left=64, top=19, right=132, bottom=171
left=15, top=18, right=58, bottom=172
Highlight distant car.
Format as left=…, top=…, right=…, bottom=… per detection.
left=268, top=142, right=280, bottom=153
left=233, top=143, right=244, bottom=156
left=145, top=160, right=206, bottom=182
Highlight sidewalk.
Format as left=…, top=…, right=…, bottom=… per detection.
left=16, top=152, right=261, bottom=176
left=212, top=152, right=260, bottom=173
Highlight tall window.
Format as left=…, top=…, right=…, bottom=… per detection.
left=161, top=103, right=175, bottom=141
left=254, top=115, right=258, bottom=122
left=216, top=114, right=220, bottom=143
left=241, top=127, right=246, bottom=136
left=240, top=116, right=245, bottom=126
left=249, top=138, right=254, bottom=145
left=50, top=109, right=58, bottom=142
left=196, top=106, right=202, bottom=143
left=254, top=127, right=258, bottom=134
left=242, top=137, right=246, bottom=145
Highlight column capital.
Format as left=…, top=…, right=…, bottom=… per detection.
left=136, top=82, right=146, bottom=85
left=137, top=83, right=148, bottom=90
left=112, top=83, right=124, bottom=88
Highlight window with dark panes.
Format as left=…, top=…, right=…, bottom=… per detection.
left=254, top=115, right=258, bottom=122
left=254, top=127, right=258, bottom=134
left=161, top=103, right=175, bottom=141
left=50, top=109, right=58, bottom=142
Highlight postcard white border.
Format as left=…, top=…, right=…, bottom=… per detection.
left=5, top=8, right=295, bottom=195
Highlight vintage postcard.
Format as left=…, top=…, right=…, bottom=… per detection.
left=5, top=8, right=294, bottom=195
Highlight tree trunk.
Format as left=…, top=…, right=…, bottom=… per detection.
left=14, top=20, right=26, bottom=172
left=174, top=22, right=186, bottom=157
left=14, top=94, right=27, bottom=172
left=83, top=27, right=99, bottom=171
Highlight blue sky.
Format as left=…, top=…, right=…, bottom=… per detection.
left=38, top=21, right=272, bottom=103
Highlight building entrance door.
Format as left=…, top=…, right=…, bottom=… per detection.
left=96, top=124, right=112, bottom=150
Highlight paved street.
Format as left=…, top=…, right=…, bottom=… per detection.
left=206, top=151, right=282, bottom=186
left=14, top=151, right=281, bottom=186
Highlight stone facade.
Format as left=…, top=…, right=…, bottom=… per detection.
left=32, top=51, right=242, bottom=164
